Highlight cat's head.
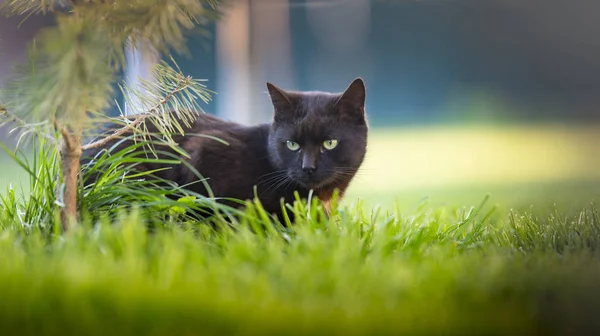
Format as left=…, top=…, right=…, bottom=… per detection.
left=266, top=78, right=368, bottom=191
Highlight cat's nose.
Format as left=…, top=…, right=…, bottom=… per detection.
left=302, top=153, right=317, bottom=176
left=302, top=166, right=316, bottom=176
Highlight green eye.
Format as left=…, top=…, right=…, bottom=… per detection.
left=323, top=139, right=338, bottom=150
left=286, top=141, right=300, bottom=151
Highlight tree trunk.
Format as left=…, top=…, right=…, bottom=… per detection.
left=59, top=133, right=82, bottom=231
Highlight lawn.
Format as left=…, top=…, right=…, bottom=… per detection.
left=0, top=124, right=600, bottom=335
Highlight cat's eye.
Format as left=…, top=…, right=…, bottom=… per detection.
left=286, top=141, right=300, bottom=151
left=323, top=139, right=338, bottom=150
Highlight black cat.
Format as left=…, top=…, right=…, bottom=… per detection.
left=81, top=78, right=369, bottom=221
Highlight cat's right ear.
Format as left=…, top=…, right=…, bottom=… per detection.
left=266, top=82, right=293, bottom=121
left=334, top=78, right=367, bottom=124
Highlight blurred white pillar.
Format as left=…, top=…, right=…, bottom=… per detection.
left=250, top=0, right=294, bottom=123
left=216, top=0, right=252, bottom=124
left=124, top=40, right=160, bottom=116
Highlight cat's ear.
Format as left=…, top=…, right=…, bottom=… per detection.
left=266, top=82, right=293, bottom=121
left=334, top=78, right=366, bottom=120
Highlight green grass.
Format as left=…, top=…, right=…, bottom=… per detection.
left=1, top=124, right=600, bottom=335
left=1, top=200, right=600, bottom=335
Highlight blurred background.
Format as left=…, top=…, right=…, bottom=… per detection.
left=1, top=0, right=599, bottom=212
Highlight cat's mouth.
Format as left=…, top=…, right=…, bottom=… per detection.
left=292, top=173, right=337, bottom=190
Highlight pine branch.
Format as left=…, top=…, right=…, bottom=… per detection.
left=81, top=114, right=150, bottom=151
left=0, top=106, right=30, bottom=129
left=0, top=105, right=58, bottom=148
left=2, top=16, right=116, bottom=131
left=2, top=0, right=68, bottom=16
left=75, top=0, right=223, bottom=56
left=81, top=64, right=197, bottom=151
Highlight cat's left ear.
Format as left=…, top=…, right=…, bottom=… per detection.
left=266, top=82, right=294, bottom=122
left=334, top=78, right=366, bottom=119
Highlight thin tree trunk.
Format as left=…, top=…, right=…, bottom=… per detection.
left=59, top=132, right=82, bottom=230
